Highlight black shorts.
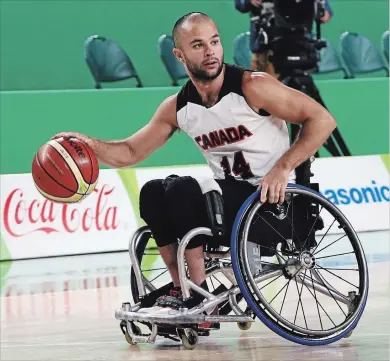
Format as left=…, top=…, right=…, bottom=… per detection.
left=139, top=175, right=307, bottom=252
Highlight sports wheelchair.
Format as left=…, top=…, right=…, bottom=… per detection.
left=115, top=161, right=369, bottom=350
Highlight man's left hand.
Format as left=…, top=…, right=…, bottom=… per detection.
left=320, top=10, right=331, bottom=23
left=259, top=165, right=291, bottom=204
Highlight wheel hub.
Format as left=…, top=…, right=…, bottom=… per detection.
left=285, top=258, right=300, bottom=277
left=299, top=251, right=316, bottom=269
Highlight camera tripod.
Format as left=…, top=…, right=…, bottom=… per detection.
left=278, top=69, right=351, bottom=185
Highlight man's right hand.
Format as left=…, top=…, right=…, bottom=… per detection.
left=51, top=132, right=96, bottom=150
left=250, top=0, right=262, bottom=7
left=52, top=132, right=90, bottom=142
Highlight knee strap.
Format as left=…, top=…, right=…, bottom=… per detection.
left=193, top=177, right=225, bottom=237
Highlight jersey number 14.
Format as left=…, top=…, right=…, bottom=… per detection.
left=220, top=151, right=254, bottom=179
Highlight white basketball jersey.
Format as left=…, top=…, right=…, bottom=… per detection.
left=176, top=64, right=295, bottom=186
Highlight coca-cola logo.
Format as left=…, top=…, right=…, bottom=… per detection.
left=3, top=184, right=119, bottom=237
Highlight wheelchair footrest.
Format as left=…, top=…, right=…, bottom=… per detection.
left=115, top=308, right=253, bottom=325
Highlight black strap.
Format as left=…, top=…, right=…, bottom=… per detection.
left=204, top=191, right=225, bottom=237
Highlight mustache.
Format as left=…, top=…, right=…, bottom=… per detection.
left=202, top=58, right=220, bottom=65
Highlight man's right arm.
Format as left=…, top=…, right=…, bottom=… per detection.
left=52, top=94, right=178, bottom=169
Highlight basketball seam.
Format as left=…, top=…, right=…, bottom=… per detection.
left=34, top=155, right=73, bottom=198
left=35, top=179, right=83, bottom=203
left=81, top=142, right=94, bottom=196
left=34, top=180, right=83, bottom=203
left=50, top=140, right=88, bottom=184
left=35, top=153, right=84, bottom=195
left=48, top=140, right=89, bottom=195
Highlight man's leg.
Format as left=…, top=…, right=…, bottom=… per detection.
left=159, top=243, right=180, bottom=287
left=140, top=176, right=208, bottom=293
left=139, top=179, right=180, bottom=288
left=165, top=176, right=258, bottom=291
left=165, top=176, right=210, bottom=290
left=184, top=246, right=206, bottom=286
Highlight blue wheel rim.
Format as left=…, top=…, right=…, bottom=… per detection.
left=230, top=183, right=368, bottom=345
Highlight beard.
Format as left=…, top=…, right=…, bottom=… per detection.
left=184, top=55, right=224, bottom=81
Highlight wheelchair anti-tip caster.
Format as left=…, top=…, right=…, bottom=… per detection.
left=179, top=328, right=199, bottom=350
left=237, top=322, right=252, bottom=331
left=121, top=321, right=141, bottom=345
left=124, top=331, right=136, bottom=345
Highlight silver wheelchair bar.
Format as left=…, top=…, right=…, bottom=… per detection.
left=229, top=293, right=245, bottom=316
left=115, top=308, right=253, bottom=325
left=177, top=227, right=214, bottom=299
left=296, top=271, right=352, bottom=306
left=128, top=225, right=151, bottom=299
left=115, top=270, right=281, bottom=324
left=311, top=268, right=350, bottom=304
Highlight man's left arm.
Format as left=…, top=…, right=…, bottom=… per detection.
left=243, top=72, right=337, bottom=203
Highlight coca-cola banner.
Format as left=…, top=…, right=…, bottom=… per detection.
left=1, top=170, right=139, bottom=260
left=1, top=154, right=388, bottom=261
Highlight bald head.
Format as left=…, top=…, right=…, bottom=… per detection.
left=171, top=12, right=224, bottom=82
left=172, top=12, right=215, bottom=48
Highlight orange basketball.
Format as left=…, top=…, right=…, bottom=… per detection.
left=32, top=137, right=99, bottom=203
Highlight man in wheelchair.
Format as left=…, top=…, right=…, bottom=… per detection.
left=52, top=13, right=336, bottom=328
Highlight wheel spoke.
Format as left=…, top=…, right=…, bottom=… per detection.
left=286, top=195, right=303, bottom=246
left=298, top=274, right=337, bottom=327
left=212, top=275, right=223, bottom=286
left=313, top=269, right=348, bottom=317
left=316, top=251, right=355, bottom=260
left=280, top=280, right=290, bottom=315
left=268, top=278, right=292, bottom=305
left=314, top=234, right=347, bottom=256
left=141, top=267, right=167, bottom=272
left=259, top=244, right=287, bottom=262
left=309, top=269, right=323, bottom=330
left=316, top=267, right=359, bottom=271
left=294, top=269, right=308, bottom=328
left=315, top=265, right=359, bottom=289
left=149, top=269, right=169, bottom=283
left=259, top=272, right=285, bottom=291
left=261, top=260, right=281, bottom=266
left=209, top=276, right=217, bottom=292
left=299, top=272, right=350, bottom=304
left=259, top=215, right=291, bottom=251
left=301, top=205, right=324, bottom=251
left=312, top=218, right=336, bottom=254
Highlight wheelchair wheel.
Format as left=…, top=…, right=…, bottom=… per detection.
left=130, top=229, right=168, bottom=304
left=231, top=184, right=369, bottom=346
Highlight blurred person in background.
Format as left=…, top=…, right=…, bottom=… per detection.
left=235, top=0, right=334, bottom=75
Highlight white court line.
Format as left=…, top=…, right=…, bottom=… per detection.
left=1, top=334, right=389, bottom=348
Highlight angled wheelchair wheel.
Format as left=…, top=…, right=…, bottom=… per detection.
left=130, top=229, right=169, bottom=304
left=231, top=184, right=369, bottom=346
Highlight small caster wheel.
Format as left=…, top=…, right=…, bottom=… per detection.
left=124, top=331, right=136, bottom=345
left=181, top=329, right=199, bottom=350
left=124, top=324, right=141, bottom=345
left=237, top=322, right=252, bottom=330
